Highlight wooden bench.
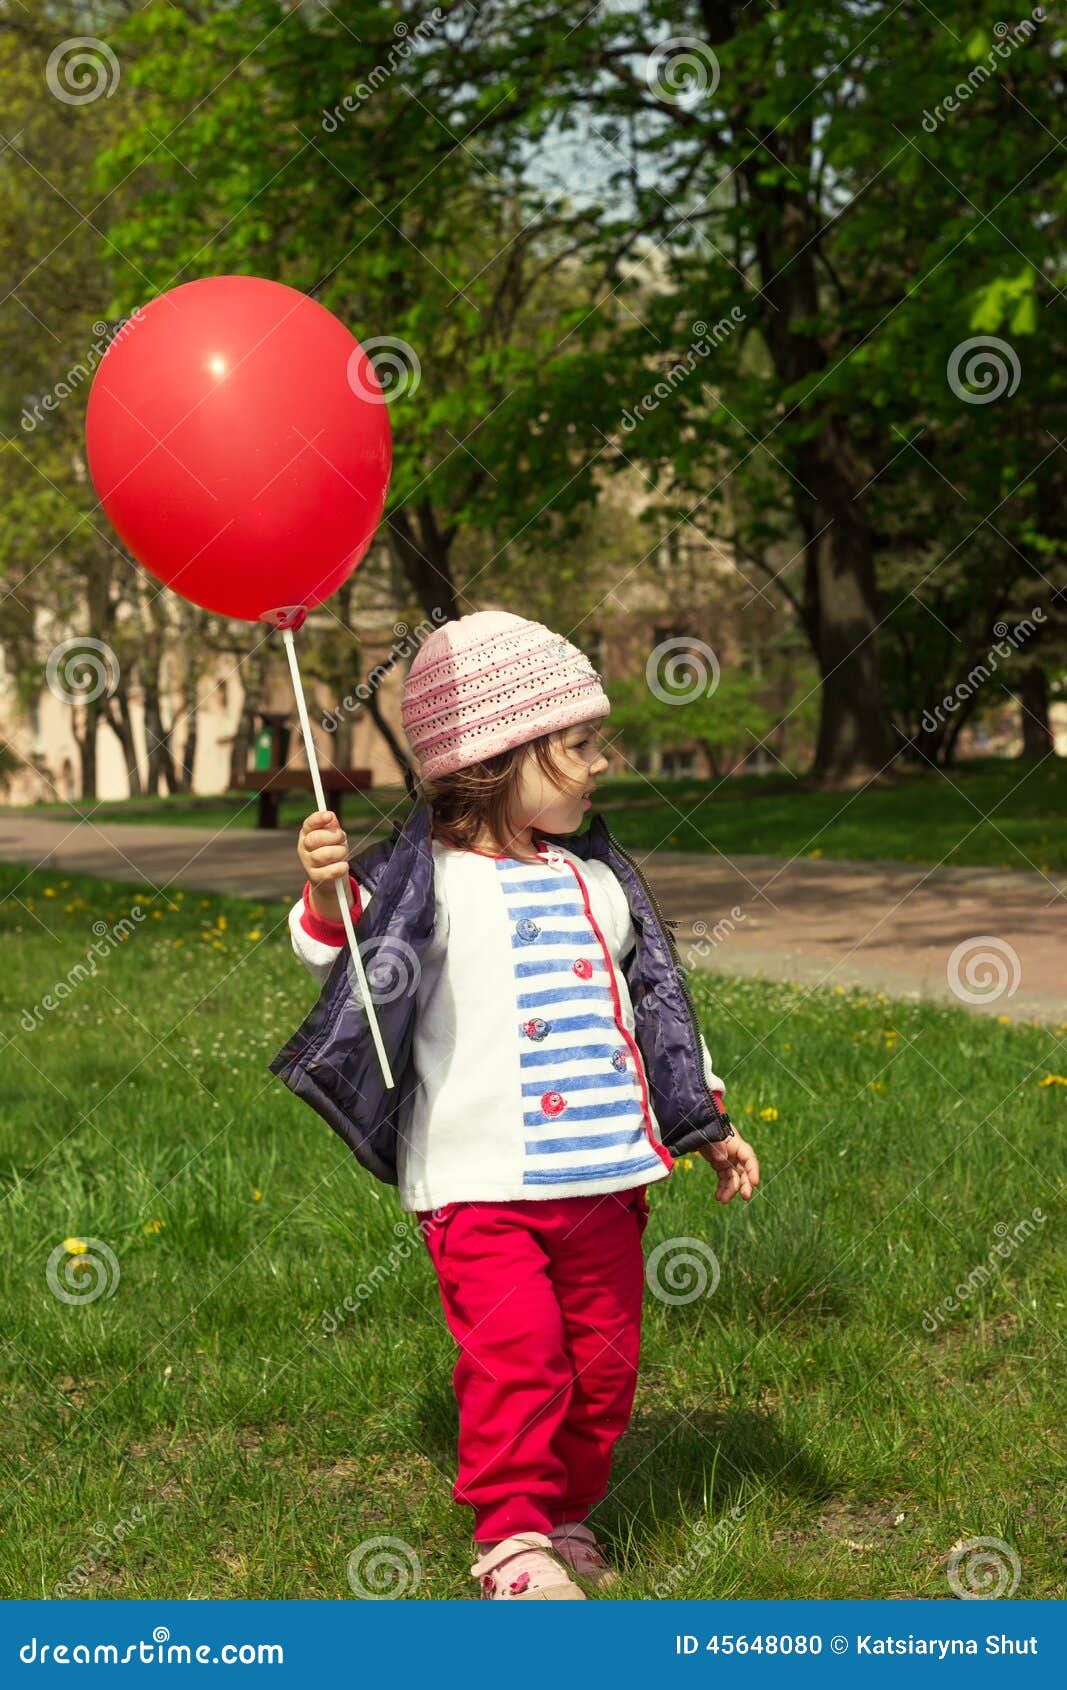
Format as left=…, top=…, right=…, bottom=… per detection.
left=230, top=711, right=373, bottom=829
left=231, top=766, right=374, bottom=830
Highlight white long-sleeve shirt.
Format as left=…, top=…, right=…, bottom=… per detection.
left=289, top=836, right=726, bottom=1211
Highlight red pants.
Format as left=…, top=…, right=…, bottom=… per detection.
left=415, top=1185, right=649, bottom=1545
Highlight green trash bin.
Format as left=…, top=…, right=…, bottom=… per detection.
left=253, top=727, right=275, bottom=771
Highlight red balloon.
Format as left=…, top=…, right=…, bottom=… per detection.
left=85, top=276, right=392, bottom=625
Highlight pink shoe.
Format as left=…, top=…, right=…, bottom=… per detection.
left=549, top=1522, right=619, bottom=1588
left=470, top=1531, right=587, bottom=1600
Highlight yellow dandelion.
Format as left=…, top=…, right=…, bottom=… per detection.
left=834, top=985, right=845, bottom=995
left=59, top=880, right=70, bottom=888
left=1038, top=1074, right=1067, bottom=1088
left=63, top=1237, right=87, bottom=1255
left=997, top=1015, right=1011, bottom=1025
left=807, top=847, right=824, bottom=858
left=252, top=1188, right=262, bottom=1202
left=248, top=930, right=262, bottom=942
left=44, top=887, right=56, bottom=898
left=144, top=1217, right=165, bottom=1234
left=216, top=914, right=227, bottom=930
left=151, top=911, right=163, bottom=920
left=759, top=1106, right=779, bottom=1121
left=869, top=1080, right=886, bottom=1092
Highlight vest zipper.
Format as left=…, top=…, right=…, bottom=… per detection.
left=600, top=817, right=735, bottom=1142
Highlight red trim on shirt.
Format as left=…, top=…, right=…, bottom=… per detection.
left=299, top=875, right=361, bottom=945
left=441, top=841, right=541, bottom=862
left=564, top=856, right=674, bottom=1175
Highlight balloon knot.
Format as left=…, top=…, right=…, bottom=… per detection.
left=259, top=605, right=308, bottom=632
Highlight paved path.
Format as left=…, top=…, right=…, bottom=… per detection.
left=1, top=815, right=1062, bottom=1024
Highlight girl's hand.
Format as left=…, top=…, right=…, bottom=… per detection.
left=698, top=1132, right=760, bottom=1204
left=297, top=810, right=350, bottom=921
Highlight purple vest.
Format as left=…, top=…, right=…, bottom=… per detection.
left=269, top=800, right=734, bottom=1185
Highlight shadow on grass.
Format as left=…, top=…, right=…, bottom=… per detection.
left=401, top=1358, right=832, bottom=1578
left=607, top=1400, right=832, bottom=1549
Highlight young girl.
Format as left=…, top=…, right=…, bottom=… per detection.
left=286, top=610, right=760, bottom=1600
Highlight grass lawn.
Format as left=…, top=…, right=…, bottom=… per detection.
left=1, top=858, right=1063, bottom=1600
left=9, top=754, right=1065, bottom=873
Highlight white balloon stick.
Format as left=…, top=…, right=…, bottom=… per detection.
left=281, top=626, right=395, bottom=1091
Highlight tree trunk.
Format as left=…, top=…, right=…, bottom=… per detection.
left=1017, top=663, right=1054, bottom=757
left=364, top=684, right=414, bottom=789
left=385, top=507, right=459, bottom=623
left=229, top=642, right=269, bottom=785
left=745, top=110, right=891, bottom=789
left=696, top=737, right=722, bottom=780
left=939, top=671, right=988, bottom=767
left=144, top=680, right=177, bottom=795
left=799, top=426, right=893, bottom=786
left=75, top=699, right=100, bottom=800
left=103, top=685, right=142, bottom=797
left=177, top=673, right=198, bottom=792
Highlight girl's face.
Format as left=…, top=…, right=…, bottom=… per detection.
left=513, top=720, right=610, bottom=837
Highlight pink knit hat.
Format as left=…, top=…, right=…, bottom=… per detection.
left=401, top=611, right=610, bottom=778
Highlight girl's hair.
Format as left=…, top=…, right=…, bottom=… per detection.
left=415, top=730, right=573, bottom=851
